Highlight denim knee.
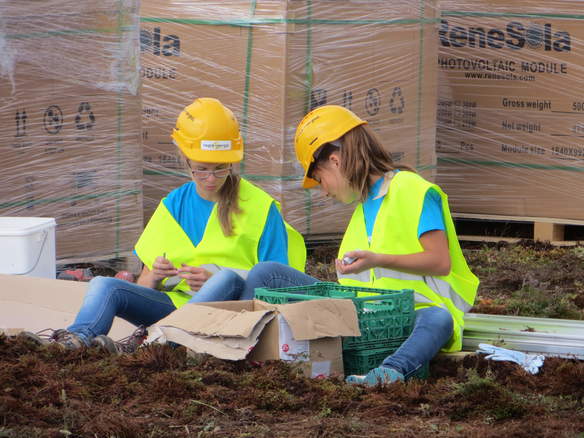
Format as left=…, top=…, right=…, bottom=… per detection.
left=417, top=306, right=454, bottom=336
left=85, top=276, right=127, bottom=299
left=247, top=261, right=285, bottom=284
left=210, top=269, right=246, bottom=293
left=214, top=269, right=242, bottom=283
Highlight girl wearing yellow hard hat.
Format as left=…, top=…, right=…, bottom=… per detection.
left=22, top=98, right=306, bottom=353
left=243, top=105, right=479, bottom=386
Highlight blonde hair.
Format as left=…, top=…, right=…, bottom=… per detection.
left=216, top=173, right=241, bottom=236
left=182, top=156, right=241, bottom=236
left=312, top=124, right=414, bottom=202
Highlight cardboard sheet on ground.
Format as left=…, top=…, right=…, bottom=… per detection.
left=147, top=299, right=361, bottom=364
left=0, top=274, right=134, bottom=339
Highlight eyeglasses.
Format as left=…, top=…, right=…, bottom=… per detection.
left=190, top=166, right=232, bottom=180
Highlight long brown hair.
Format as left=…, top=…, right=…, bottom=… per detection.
left=182, top=156, right=241, bottom=236
left=312, top=124, right=415, bottom=202
left=216, top=172, right=241, bottom=236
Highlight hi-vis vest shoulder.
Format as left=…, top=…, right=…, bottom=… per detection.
left=337, top=171, right=479, bottom=352
left=135, top=178, right=306, bottom=308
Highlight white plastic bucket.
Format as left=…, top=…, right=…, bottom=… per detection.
left=0, top=217, right=56, bottom=279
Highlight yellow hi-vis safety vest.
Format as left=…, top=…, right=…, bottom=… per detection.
left=135, top=178, right=306, bottom=308
left=337, top=171, right=479, bottom=352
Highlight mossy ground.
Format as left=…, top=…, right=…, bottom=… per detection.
left=3, top=241, right=583, bottom=437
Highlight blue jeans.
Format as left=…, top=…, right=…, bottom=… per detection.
left=67, top=272, right=249, bottom=344
left=188, top=270, right=248, bottom=302
left=189, top=261, right=319, bottom=303
left=178, top=262, right=318, bottom=302
left=68, top=276, right=177, bottom=344
left=382, top=306, right=453, bottom=378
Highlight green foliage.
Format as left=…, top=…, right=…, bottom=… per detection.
left=464, top=243, right=584, bottom=319
left=506, top=286, right=583, bottom=320
left=255, top=389, right=298, bottom=411
left=450, top=369, right=530, bottom=421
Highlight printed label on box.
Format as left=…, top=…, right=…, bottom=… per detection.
left=278, top=315, right=309, bottom=361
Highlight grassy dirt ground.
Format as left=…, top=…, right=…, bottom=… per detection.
left=1, top=240, right=584, bottom=437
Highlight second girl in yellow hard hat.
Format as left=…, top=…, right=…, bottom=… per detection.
left=22, top=98, right=306, bottom=353
left=242, top=104, right=479, bottom=386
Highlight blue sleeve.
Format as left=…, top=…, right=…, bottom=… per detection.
left=258, top=202, right=289, bottom=264
left=418, top=188, right=445, bottom=238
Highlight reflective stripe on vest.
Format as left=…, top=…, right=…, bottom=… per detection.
left=337, top=267, right=470, bottom=311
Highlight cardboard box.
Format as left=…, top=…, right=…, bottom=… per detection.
left=0, top=0, right=144, bottom=262
left=436, top=1, right=584, bottom=220
left=140, top=0, right=439, bottom=235
left=0, top=274, right=133, bottom=339
left=148, top=299, right=361, bottom=378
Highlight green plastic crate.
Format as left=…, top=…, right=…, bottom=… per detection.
left=254, top=282, right=415, bottom=351
left=343, top=347, right=429, bottom=380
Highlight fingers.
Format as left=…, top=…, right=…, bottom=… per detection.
left=153, top=255, right=175, bottom=270
left=336, top=251, right=372, bottom=274
left=342, top=250, right=362, bottom=264
left=335, top=257, right=364, bottom=274
left=152, top=256, right=178, bottom=280
left=151, top=257, right=213, bottom=291
left=178, top=265, right=212, bottom=291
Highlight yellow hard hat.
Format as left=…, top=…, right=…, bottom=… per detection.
left=171, top=98, right=243, bottom=163
left=294, top=105, right=367, bottom=188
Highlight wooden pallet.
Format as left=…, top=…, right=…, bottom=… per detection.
left=453, top=213, right=584, bottom=246
left=304, top=233, right=343, bottom=249
left=304, top=214, right=584, bottom=247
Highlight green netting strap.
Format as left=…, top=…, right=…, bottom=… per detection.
left=140, top=17, right=439, bottom=26
left=442, top=11, right=584, bottom=20
left=438, top=158, right=584, bottom=171
left=0, top=190, right=140, bottom=209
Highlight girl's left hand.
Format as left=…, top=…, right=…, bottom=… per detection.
left=177, top=264, right=213, bottom=291
left=335, top=250, right=378, bottom=274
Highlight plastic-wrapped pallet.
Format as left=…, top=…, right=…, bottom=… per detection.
left=140, top=0, right=440, bottom=237
left=0, top=0, right=143, bottom=263
left=437, top=0, right=584, bottom=221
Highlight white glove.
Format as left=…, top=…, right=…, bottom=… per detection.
left=477, top=343, right=545, bottom=374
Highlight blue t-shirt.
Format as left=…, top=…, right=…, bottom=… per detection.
left=162, top=181, right=288, bottom=264
left=363, top=172, right=445, bottom=240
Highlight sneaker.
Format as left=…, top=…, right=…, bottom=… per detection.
left=346, top=366, right=405, bottom=387
left=20, top=329, right=87, bottom=350
left=114, top=325, right=148, bottom=354
left=91, top=335, right=119, bottom=354
left=18, top=331, right=48, bottom=346
left=49, top=329, right=87, bottom=349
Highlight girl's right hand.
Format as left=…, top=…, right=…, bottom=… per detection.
left=151, top=255, right=179, bottom=283
left=335, top=250, right=378, bottom=275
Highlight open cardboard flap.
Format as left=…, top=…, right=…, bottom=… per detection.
left=274, top=299, right=360, bottom=340
left=146, top=300, right=276, bottom=360
left=0, top=274, right=134, bottom=339
left=147, top=299, right=360, bottom=362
